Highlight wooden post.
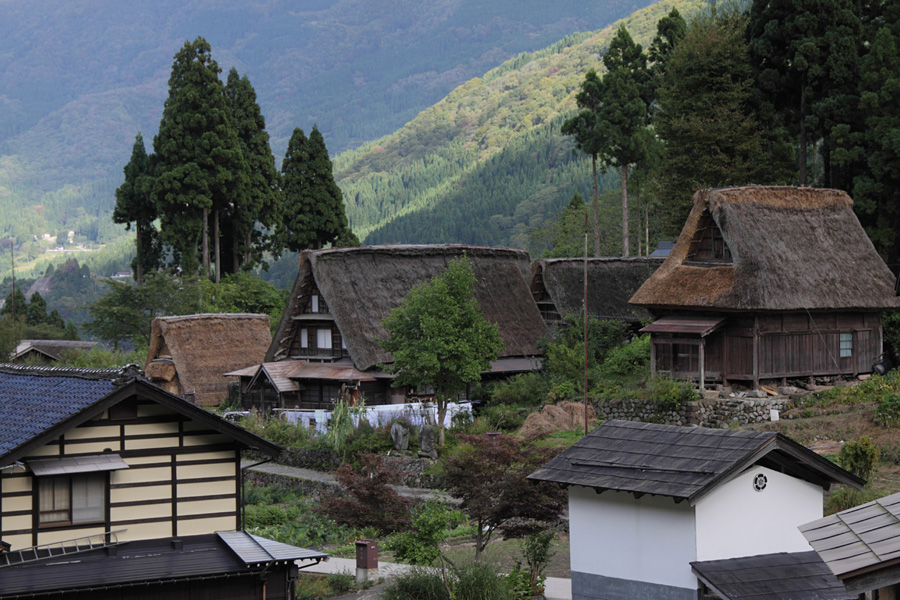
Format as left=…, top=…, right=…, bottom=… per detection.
left=752, top=316, right=760, bottom=389
left=650, top=339, right=657, bottom=376
left=699, top=338, right=706, bottom=391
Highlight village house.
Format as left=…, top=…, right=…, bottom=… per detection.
left=529, top=257, right=662, bottom=330
left=529, top=420, right=863, bottom=600
left=0, top=363, right=325, bottom=599
left=144, top=313, right=272, bottom=407
left=630, top=186, right=900, bottom=389
left=11, top=340, right=98, bottom=364
left=231, top=245, right=548, bottom=412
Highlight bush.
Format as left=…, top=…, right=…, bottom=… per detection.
left=641, top=376, right=698, bottom=408
left=825, top=486, right=881, bottom=515
left=382, top=562, right=514, bottom=600
left=875, top=396, right=900, bottom=427
left=238, top=414, right=317, bottom=449
left=837, top=436, right=880, bottom=481
left=489, top=372, right=550, bottom=406
left=596, top=335, right=651, bottom=385
left=386, top=500, right=461, bottom=565
left=382, top=567, right=451, bottom=600
left=454, top=561, right=515, bottom=600
left=813, top=371, right=900, bottom=407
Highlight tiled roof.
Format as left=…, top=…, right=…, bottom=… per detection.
left=528, top=420, right=863, bottom=502
left=691, top=552, right=854, bottom=599
left=0, top=365, right=125, bottom=461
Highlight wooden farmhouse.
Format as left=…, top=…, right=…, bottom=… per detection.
left=530, top=257, right=662, bottom=330
left=144, top=313, right=271, bottom=407
left=233, top=245, right=548, bottom=412
left=11, top=340, right=98, bottom=364
left=529, top=420, right=863, bottom=600
left=0, top=364, right=325, bottom=599
left=629, top=186, right=900, bottom=389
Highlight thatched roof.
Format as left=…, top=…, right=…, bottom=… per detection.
left=268, top=245, right=548, bottom=370
left=630, top=186, right=900, bottom=312
left=145, top=313, right=271, bottom=406
left=532, top=257, right=662, bottom=322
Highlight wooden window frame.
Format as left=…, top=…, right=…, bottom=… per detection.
left=38, top=473, right=107, bottom=528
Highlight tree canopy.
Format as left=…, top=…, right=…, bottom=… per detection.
left=380, top=257, right=503, bottom=446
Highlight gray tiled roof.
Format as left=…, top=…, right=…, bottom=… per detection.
left=691, top=552, right=854, bottom=599
left=801, top=492, right=900, bottom=580
left=528, top=420, right=863, bottom=502
left=0, top=365, right=121, bottom=461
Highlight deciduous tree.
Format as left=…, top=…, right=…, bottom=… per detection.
left=380, top=257, right=503, bottom=447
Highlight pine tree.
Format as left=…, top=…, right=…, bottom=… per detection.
left=26, top=291, right=47, bottom=326
left=280, top=126, right=354, bottom=251
left=595, top=26, right=654, bottom=257
left=223, top=68, right=283, bottom=272
left=113, top=132, right=160, bottom=285
left=151, top=37, right=248, bottom=277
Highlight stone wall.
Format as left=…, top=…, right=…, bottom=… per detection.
left=597, top=397, right=794, bottom=428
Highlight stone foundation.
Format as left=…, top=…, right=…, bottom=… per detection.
left=597, top=397, right=794, bottom=428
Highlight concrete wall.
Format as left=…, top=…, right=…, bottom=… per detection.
left=569, top=487, right=698, bottom=596
left=695, top=465, right=823, bottom=561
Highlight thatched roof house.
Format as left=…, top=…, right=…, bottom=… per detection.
left=530, top=257, right=662, bottom=328
left=630, top=186, right=900, bottom=388
left=11, top=340, right=98, bottom=364
left=145, top=314, right=271, bottom=407
left=249, top=245, right=547, bottom=410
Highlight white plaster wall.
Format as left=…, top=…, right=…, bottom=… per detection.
left=694, top=465, right=823, bottom=561
left=569, top=486, right=698, bottom=590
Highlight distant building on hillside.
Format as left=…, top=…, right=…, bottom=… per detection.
left=11, top=340, right=98, bottom=364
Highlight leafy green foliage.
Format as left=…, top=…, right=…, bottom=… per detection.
left=643, top=375, right=698, bottom=408
left=238, top=414, right=318, bottom=449
left=386, top=500, right=461, bottom=566
left=113, top=133, right=160, bottom=284
left=825, top=486, right=881, bottom=515
left=875, top=397, right=900, bottom=428
left=381, top=257, right=503, bottom=446
left=837, top=436, right=880, bottom=480
left=382, top=562, right=515, bottom=600
left=811, top=371, right=900, bottom=407
left=58, top=346, right=146, bottom=369
left=596, top=334, right=651, bottom=385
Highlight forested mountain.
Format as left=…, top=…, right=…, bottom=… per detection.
left=0, top=0, right=658, bottom=249
left=337, top=0, right=700, bottom=248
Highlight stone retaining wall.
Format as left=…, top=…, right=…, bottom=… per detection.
left=597, top=397, right=794, bottom=428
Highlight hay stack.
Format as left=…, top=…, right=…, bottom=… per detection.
left=519, top=401, right=596, bottom=438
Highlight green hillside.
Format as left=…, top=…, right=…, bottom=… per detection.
left=336, top=0, right=703, bottom=248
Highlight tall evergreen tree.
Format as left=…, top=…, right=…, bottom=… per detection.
left=654, top=12, right=771, bottom=236
left=151, top=37, right=249, bottom=277
left=280, top=126, right=354, bottom=251
left=595, top=25, right=654, bottom=257
left=26, top=291, right=47, bottom=326
left=113, top=132, right=160, bottom=285
left=223, top=68, right=283, bottom=273
left=747, top=0, right=861, bottom=185
left=647, top=8, right=687, bottom=83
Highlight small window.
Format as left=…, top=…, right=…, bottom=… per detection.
left=39, top=474, right=105, bottom=526
left=840, top=333, right=853, bottom=358
left=300, top=328, right=308, bottom=349
left=311, top=294, right=319, bottom=313
left=317, top=329, right=332, bottom=350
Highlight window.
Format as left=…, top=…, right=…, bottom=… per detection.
left=840, top=333, right=853, bottom=358
left=317, top=329, right=332, bottom=349
left=39, top=474, right=105, bottom=526
left=311, top=294, right=319, bottom=313
left=300, top=328, right=309, bottom=349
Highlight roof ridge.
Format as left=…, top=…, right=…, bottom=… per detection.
left=0, top=362, right=143, bottom=384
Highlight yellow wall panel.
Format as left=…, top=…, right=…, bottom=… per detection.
left=111, top=484, right=171, bottom=503
left=2, top=515, right=31, bottom=534
left=2, top=496, right=32, bottom=513
left=177, top=450, right=234, bottom=463
left=178, top=480, right=235, bottom=498
left=182, top=434, right=229, bottom=447
left=176, top=463, right=234, bottom=480
left=66, top=425, right=119, bottom=440
left=125, top=422, right=180, bottom=436
left=118, top=521, right=173, bottom=542
left=125, top=437, right=178, bottom=450
left=177, top=516, right=236, bottom=536
left=2, top=476, right=32, bottom=494
left=114, top=467, right=171, bottom=485
left=62, top=441, right=118, bottom=454
left=4, top=534, right=32, bottom=552
left=178, top=498, right=235, bottom=516
left=111, top=502, right=171, bottom=522
left=124, top=455, right=169, bottom=466
left=38, top=526, right=106, bottom=546
left=26, top=445, right=60, bottom=457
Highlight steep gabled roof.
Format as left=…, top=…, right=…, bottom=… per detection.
left=691, top=552, right=854, bottom=600
left=531, top=257, right=662, bottom=322
left=145, top=313, right=271, bottom=405
left=528, top=420, right=863, bottom=503
left=801, top=491, right=900, bottom=592
left=0, top=364, right=280, bottom=468
left=630, top=186, right=900, bottom=312
left=11, top=340, right=98, bottom=362
left=268, top=245, right=548, bottom=370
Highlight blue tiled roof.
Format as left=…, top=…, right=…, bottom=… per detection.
left=0, top=366, right=123, bottom=461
